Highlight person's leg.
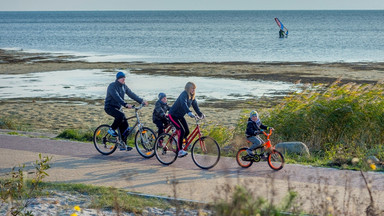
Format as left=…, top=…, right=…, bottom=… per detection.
left=246, top=136, right=262, bottom=155
left=154, top=120, right=165, bottom=136
left=105, top=107, right=126, bottom=131
left=168, top=115, right=184, bottom=151
left=178, top=117, right=189, bottom=141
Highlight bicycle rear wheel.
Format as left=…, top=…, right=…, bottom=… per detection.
left=236, top=148, right=253, bottom=168
left=191, top=136, right=220, bottom=169
left=135, top=127, right=157, bottom=158
left=154, top=133, right=178, bottom=165
left=267, top=150, right=285, bottom=171
left=93, top=124, right=118, bottom=155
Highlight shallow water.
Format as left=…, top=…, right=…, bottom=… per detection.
left=0, top=69, right=299, bottom=101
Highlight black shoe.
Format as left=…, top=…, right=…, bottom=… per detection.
left=127, top=146, right=133, bottom=151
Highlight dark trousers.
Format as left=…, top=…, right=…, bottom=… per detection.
left=153, top=119, right=168, bottom=136
left=168, top=114, right=189, bottom=150
left=105, top=107, right=129, bottom=135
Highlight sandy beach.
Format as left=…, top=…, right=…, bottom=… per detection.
left=1, top=49, right=384, bottom=134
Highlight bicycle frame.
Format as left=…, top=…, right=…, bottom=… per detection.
left=261, top=129, right=274, bottom=152
left=124, top=105, right=144, bottom=136
left=165, top=117, right=204, bottom=152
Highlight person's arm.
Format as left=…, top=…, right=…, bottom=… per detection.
left=124, top=85, right=144, bottom=105
left=191, top=99, right=203, bottom=117
left=260, top=122, right=268, bottom=130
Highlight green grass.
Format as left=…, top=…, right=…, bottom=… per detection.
left=56, top=129, right=94, bottom=142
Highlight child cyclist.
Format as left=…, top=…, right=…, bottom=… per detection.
left=246, top=110, right=274, bottom=157
left=168, top=82, right=205, bottom=158
left=152, top=92, right=170, bottom=136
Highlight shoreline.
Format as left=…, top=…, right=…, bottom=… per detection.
left=2, top=49, right=384, bottom=84
left=1, top=49, right=384, bottom=134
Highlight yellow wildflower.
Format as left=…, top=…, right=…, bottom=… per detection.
left=74, top=205, right=81, bottom=211
left=370, top=163, right=376, bottom=170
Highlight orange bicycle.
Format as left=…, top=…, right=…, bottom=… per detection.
left=154, top=117, right=220, bottom=169
left=236, top=128, right=284, bottom=171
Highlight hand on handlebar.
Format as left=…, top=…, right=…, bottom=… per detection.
left=188, top=112, right=196, bottom=118
left=125, top=104, right=133, bottom=109
left=142, top=100, right=148, bottom=106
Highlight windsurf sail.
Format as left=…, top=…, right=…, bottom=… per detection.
left=274, top=17, right=288, bottom=37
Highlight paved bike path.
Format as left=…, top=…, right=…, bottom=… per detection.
left=1, top=132, right=384, bottom=213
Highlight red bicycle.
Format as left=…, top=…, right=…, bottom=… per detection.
left=154, top=117, right=220, bottom=169
left=236, top=128, right=284, bottom=171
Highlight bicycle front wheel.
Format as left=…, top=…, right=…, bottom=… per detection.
left=93, top=124, right=118, bottom=155
left=191, top=136, right=220, bottom=169
left=135, top=127, right=157, bottom=158
left=236, top=148, right=253, bottom=168
left=267, top=150, right=285, bottom=171
left=154, top=133, right=178, bottom=165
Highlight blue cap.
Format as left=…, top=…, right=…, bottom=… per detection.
left=158, top=92, right=166, bottom=100
left=116, top=71, right=126, bottom=80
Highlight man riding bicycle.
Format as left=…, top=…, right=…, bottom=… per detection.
left=104, top=71, right=148, bottom=151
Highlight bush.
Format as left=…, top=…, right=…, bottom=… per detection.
left=262, top=81, right=384, bottom=153
left=57, top=129, right=93, bottom=142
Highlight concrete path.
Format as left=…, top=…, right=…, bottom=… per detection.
left=1, top=132, right=383, bottom=214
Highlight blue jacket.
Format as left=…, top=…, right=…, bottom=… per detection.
left=246, top=118, right=268, bottom=137
left=104, top=80, right=143, bottom=109
left=169, top=91, right=202, bottom=118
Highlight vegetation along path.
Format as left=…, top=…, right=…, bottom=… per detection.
left=1, top=132, right=384, bottom=215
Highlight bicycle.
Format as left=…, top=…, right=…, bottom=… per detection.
left=236, top=128, right=284, bottom=171
left=93, top=104, right=157, bottom=158
left=154, top=116, right=221, bottom=169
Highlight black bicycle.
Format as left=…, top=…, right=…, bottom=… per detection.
left=93, top=104, right=157, bottom=158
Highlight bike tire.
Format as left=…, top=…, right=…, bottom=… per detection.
left=191, top=136, right=220, bottom=169
left=236, top=147, right=253, bottom=168
left=93, top=124, right=118, bottom=155
left=154, top=133, right=178, bottom=165
left=267, top=150, right=285, bottom=171
left=135, top=127, right=157, bottom=158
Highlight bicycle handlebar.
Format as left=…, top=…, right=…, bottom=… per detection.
left=130, top=103, right=145, bottom=110
left=261, top=128, right=273, bottom=137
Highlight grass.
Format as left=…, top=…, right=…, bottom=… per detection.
left=0, top=116, right=31, bottom=131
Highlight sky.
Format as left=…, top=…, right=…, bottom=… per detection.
left=1, top=0, right=384, bottom=11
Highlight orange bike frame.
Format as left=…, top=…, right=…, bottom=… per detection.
left=262, top=129, right=274, bottom=152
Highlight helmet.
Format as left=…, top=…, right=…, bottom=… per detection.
left=158, top=92, right=166, bottom=100
left=250, top=110, right=258, bottom=118
left=116, top=71, right=126, bottom=79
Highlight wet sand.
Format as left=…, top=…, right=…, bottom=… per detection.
left=1, top=49, right=384, bottom=134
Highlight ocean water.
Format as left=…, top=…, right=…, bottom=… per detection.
left=0, top=10, right=383, bottom=63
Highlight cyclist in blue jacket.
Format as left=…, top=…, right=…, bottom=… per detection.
left=104, top=71, right=148, bottom=150
left=168, top=82, right=204, bottom=157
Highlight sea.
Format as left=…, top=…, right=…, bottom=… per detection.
left=0, top=10, right=383, bottom=101
left=0, top=10, right=383, bottom=63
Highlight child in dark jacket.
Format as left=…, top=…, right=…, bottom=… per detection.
left=246, top=110, right=273, bottom=156
left=152, top=93, right=170, bottom=136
